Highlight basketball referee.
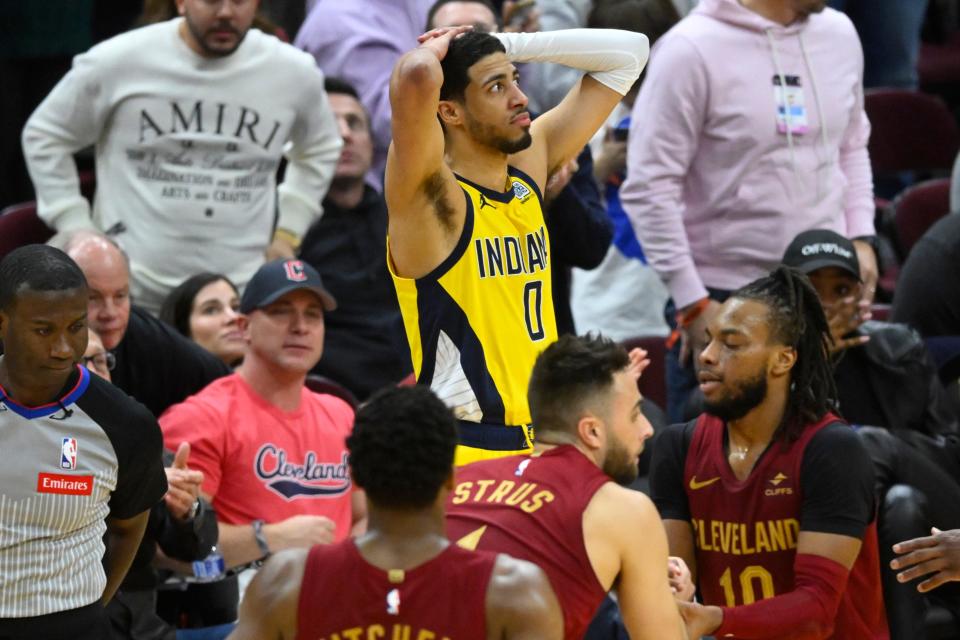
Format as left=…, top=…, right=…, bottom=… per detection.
left=0, top=245, right=167, bottom=639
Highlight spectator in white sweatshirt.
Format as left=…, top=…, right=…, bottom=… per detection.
left=22, top=0, right=343, bottom=314
left=621, top=0, right=877, bottom=421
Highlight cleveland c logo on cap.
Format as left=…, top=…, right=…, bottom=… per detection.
left=283, top=260, right=307, bottom=282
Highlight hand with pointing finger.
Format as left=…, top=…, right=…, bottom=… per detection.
left=164, top=442, right=204, bottom=521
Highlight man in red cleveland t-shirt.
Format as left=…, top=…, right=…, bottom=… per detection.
left=651, top=267, right=888, bottom=639
left=161, top=259, right=365, bottom=572
left=230, top=386, right=562, bottom=640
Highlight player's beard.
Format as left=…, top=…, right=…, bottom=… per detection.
left=703, top=369, right=768, bottom=423
left=602, top=433, right=639, bottom=487
left=465, top=113, right=533, bottom=155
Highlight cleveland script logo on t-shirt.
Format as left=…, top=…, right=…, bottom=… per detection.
left=254, top=444, right=351, bottom=499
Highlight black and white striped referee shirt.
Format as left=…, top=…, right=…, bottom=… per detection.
left=0, top=363, right=167, bottom=618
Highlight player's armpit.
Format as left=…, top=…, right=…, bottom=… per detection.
left=384, top=47, right=465, bottom=278
left=485, top=554, right=563, bottom=640
left=594, top=488, right=686, bottom=640
left=228, top=549, right=307, bottom=640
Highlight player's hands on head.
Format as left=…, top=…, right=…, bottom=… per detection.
left=417, top=25, right=474, bottom=60
left=164, top=442, right=205, bottom=521
left=891, top=527, right=960, bottom=593
left=677, top=601, right=722, bottom=638
left=668, top=556, right=695, bottom=602
left=823, top=296, right=870, bottom=354
left=267, top=514, right=337, bottom=551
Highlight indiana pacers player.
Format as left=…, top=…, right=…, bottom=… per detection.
left=386, top=25, right=649, bottom=464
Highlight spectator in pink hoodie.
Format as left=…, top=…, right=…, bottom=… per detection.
left=621, top=0, right=878, bottom=421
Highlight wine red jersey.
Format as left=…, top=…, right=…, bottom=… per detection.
left=446, top=445, right=609, bottom=639
left=296, top=539, right=496, bottom=640
left=683, top=413, right=887, bottom=639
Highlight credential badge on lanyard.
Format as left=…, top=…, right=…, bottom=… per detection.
left=773, top=75, right=808, bottom=135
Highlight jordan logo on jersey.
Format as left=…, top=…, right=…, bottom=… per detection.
left=254, top=445, right=351, bottom=499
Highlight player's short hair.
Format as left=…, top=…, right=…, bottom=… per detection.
left=159, top=273, right=238, bottom=338
left=426, top=0, right=501, bottom=31
left=348, top=386, right=458, bottom=509
left=528, top=334, right=630, bottom=435
left=439, top=31, right=506, bottom=102
left=732, top=266, right=838, bottom=441
left=0, top=245, right=87, bottom=312
left=324, top=76, right=361, bottom=102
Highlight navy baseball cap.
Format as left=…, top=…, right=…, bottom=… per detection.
left=240, top=259, right=337, bottom=313
left=782, top=229, right=862, bottom=281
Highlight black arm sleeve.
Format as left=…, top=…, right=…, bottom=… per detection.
left=544, top=145, right=613, bottom=270
left=649, top=421, right=696, bottom=521
left=799, top=422, right=875, bottom=538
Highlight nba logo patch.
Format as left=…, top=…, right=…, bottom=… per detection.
left=512, top=180, right=532, bottom=202
left=283, top=260, right=307, bottom=282
left=60, top=437, right=77, bottom=470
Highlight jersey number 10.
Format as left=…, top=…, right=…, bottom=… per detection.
left=719, top=565, right=775, bottom=606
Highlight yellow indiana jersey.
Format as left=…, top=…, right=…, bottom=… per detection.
left=389, top=166, right=558, bottom=442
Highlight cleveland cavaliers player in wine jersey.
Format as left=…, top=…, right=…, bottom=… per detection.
left=230, top=386, right=561, bottom=640
left=446, top=334, right=687, bottom=640
left=651, top=267, right=887, bottom=639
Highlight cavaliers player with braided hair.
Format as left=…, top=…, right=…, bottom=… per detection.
left=651, top=266, right=888, bottom=639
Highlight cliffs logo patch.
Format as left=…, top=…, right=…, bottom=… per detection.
left=37, top=473, right=94, bottom=496
left=512, top=180, right=532, bottom=203
left=254, top=445, right=351, bottom=500
left=283, top=260, right=307, bottom=282
left=60, top=437, right=77, bottom=470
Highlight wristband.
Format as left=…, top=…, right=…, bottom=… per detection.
left=252, top=519, right=271, bottom=559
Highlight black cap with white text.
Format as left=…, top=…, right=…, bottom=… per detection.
left=782, top=229, right=861, bottom=281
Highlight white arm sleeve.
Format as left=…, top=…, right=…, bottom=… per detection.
left=494, top=29, right=649, bottom=96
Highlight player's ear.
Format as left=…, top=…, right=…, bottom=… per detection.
left=577, top=414, right=604, bottom=450
left=437, top=100, right=462, bottom=127
left=770, top=345, right=796, bottom=377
